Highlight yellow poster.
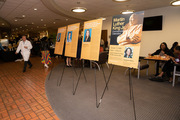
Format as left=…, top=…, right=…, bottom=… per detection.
left=54, top=26, right=67, bottom=55
left=65, top=23, right=80, bottom=58
left=108, top=11, right=144, bottom=69
left=81, top=19, right=103, bottom=61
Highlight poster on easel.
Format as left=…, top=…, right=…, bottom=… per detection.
left=54, top=26, right=67, bottom=55
left=81, top=19, right=103, bottom=61
left=108, top=11, right=144, bottom=69
left=65, top=23, right=80, bottom=58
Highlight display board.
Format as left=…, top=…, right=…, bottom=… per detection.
left=81, top=19, right=103, bottom=61
left=65, top=23, right=80, bottom=58
left=108, top=11, right=144, bottom=69
left=54, top=26, right=67, bottom=55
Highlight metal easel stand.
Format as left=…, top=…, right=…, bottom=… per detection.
left=57, top=58, right=79, bottom=86
left=128, top=67, right=137, bottom=120
left=48, top=56, right=56, bottom=81
left=95, top=66, right=137, bottom=120
left=72, top=59, right=87, bottom=95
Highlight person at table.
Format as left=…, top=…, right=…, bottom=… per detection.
left=170, top=42, right=178, bottom=52
left=149, top=42, right=172, bottom=56
left=156, top=46, right=180, bottom=82
left=15, top=35, right=33, bottom=72
left=84, top=29, right=91, bottom=42
left=0, top=43, right=5, bottom=51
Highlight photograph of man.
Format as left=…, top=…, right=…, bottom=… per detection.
left=124, top=47, right=133, bottom=58
left=84, top=29, right=91, bottom=42
left=117, top=13, right=143, bottom=46
left=15, top=35, right=33, bottom=72
left=67, top=31, right=72, bottom=42
left=57, top=33, right=61, bottom=42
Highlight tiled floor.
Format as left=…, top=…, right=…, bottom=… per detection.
left=0, top=57, right=60, bottom=120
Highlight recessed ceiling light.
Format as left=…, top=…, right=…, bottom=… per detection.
left=170, top=0, right=180, bottom=6
left=53, top=22, right=56, bottom=24
left=71, top=7, right=87, bottom=13
left=112, top=0, right=130, bottom=2
left=2, top=23, right=5, bottom=25
left=34, top=8, right=37, bottom=10
left=25, top=25, right=27, bottom=26
left=22, top=15, right=26, bottom=17
left=121, top=10, right=134, bottom=14
left=44, top=24, right=46, bottom=26
left=31, top=28, right=33, bottom=29
left=20, top=26, right=22, bottom=28
left=14, top=19, right=18, bottom=21
left=66, top=19, right=69, bottom=21
left=41, top=19, right=43, bottom=21
left=32, top=22, right=34, bottom=24
left=37, top=26, right=39, bottom=28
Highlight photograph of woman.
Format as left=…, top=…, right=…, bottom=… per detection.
left=67, top=31, right=72, bottom=42
left=124, top=47, right=133, bottom=58
left=57, top=33, right=61, bottom=42
left=84, top=29, right=91, bottom=42
left=117, top=13, right=143, bottom=46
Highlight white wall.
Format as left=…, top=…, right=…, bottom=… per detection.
left=102, top=6, right=180, bottom=57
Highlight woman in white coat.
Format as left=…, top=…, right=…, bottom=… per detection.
left=15, top=35, right=33, bottom=72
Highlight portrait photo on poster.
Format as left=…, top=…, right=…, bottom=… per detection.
left=117, top=13, right=144, bottom=46
left=67, top=31, right=72, bottom=42
left=110, top=11, right=144, bottom=46
left=83, top=29, right=92, bottom=42
left=124, top=47, right=133, bottom=58
left=57, top=33, right=61, bottom=42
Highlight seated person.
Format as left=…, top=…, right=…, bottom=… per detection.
left=156, top=46, right=180, bottom=82
left=0, top=43, right=5, bottom=51
left=149, top=42, right=172, bottom=56
left=170, top=42, right=178, bottom=52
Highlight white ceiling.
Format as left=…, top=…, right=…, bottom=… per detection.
left=0, top=0, right=173, bottom=34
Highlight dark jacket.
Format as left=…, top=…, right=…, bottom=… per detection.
left=152, top=49, right=173, bottom=56
left=84, top=36, right=91, bottom=42
left=41, top=41, right=50, bottom=51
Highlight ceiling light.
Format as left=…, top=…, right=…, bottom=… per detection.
left=121, top=10, right=134, bottom=14
left=66, top=19, right=69, bottom=21
left=25, top=25, right=27, bottom=26
left=2, top=23, right=5, bottom=25
left=20, top=26, right=22, bottom=28
left=71, top=7, right=87, bottom=13
left=53, top=22, right=56, bottom=24
left=32, top=22, right=34, bottom=24
left=31, top=28, right=33, bottom=29
left=41, top=19, right=43, bottom=21
left=22, top=15, right=26, bottom=17
left=170, top=0, right=180, bottom=6
left=37, top=26, right=39, bottom=28
left=112, top=0, right=130, bottom=2
left=34, top=8, right=37, bottom=10
left=14, top=19, right=18, bottom=21
left=44, top=24, right=46, bottom=26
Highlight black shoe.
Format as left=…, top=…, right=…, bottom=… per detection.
left=29, top=64, right=33, bottom=68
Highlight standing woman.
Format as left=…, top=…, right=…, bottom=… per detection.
left=15, top=35, right=33, bottom=72
left=41, top=37, right=51, bottom=68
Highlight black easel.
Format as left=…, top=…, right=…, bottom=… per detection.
left=72, top=60, right=87, bottom=95
left=95, top=66, right=137, bottom=120
left=48, top=57, right=56, bottom=81
left=57, top=59, right=87, bottom=95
